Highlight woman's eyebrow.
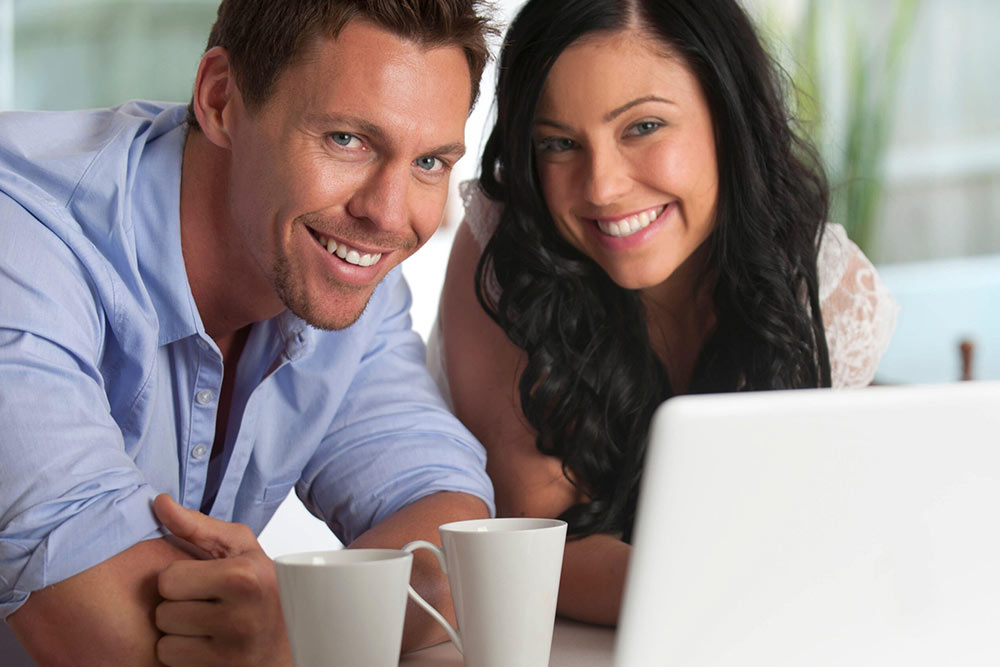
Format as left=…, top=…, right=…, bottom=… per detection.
left=533, top=95, right=677, bottom=133
left=603, top=95, right=677, bottom=122
left=534, top=117, right=573, bottom=132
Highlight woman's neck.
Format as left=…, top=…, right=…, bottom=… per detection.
left=640, top=241, right=716, bottom=394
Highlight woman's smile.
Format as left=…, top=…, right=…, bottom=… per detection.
left=591, top=203, right=667, bottom=238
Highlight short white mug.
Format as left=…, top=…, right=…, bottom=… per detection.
left=404, top=517, right=567, bottom=667
left=275, top=549, right=413, bottom=667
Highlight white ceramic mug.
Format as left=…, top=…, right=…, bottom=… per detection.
left=275, top=549, right=413, bottom=667
left=404, top=517, right=568, bottom=667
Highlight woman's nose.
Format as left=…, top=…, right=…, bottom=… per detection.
left=583, top=146, right=631, bottom=207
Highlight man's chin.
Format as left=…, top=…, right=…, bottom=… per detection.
left=273, top=263, right=379, bottom=331
left=289, top=298, right=371, bottom=331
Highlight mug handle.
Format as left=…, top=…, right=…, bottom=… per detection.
left=402, top=540, right=463, bottom=653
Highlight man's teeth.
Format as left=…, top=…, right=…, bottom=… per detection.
left=596, top=207, right=664, bottom=238
left=324, top=238, right=382, bottom=267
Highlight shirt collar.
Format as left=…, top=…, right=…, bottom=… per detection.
left=131, top=110, right=205, bottom=347
left=277, top=310, right=312, bottom=360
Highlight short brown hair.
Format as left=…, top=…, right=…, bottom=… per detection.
left=187, top=0, right=497, bottom=128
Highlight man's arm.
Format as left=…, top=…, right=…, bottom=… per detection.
left=9, top=489, right=486, bottom=667
left=350, top=491, right=490, bottom=652
left=295, top=268, right=495, bottom=547
left=7, top=537, right=193, bottom=666
left=0, top=195, right=189, bottom=663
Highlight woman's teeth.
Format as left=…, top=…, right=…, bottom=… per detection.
left=596, top=206, right=665, bottom=238
left=323, top=237, right=382, bottom=267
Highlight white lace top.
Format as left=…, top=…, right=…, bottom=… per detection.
left=433, top=181, right=898, bottom=390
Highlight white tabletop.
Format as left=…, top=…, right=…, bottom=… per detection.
left=400, top=618, right=615, bottom=666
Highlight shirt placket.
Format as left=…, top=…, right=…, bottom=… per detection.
left=181, top=335, right=224, bottom=509
left=208, top=321, right=309, bottom=521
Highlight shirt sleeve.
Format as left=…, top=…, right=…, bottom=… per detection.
left=0, top=195, right=162, bottom=619
left=295, top=271, right=496, bottom=544
left=818, top=223, right=901, bottom=388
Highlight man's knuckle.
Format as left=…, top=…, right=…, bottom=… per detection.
left=226, top=558, right=262, bottom=595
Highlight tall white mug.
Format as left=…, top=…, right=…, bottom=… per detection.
left=404, top=517, right=568, bottom=667
left=275, top=549, right=413, bottom=667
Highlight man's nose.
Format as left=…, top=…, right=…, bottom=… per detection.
left=346, top=161, right=409, bottom=232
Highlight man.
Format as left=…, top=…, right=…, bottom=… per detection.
left=0, top=1, right=496, bottom=664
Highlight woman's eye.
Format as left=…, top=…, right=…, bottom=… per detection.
left=537, top=137, right=578, bottom=153
left=415, top=155, right=445, bottom=173
left=329, top=132, right=361, bottom=148
left=626, top=121, right=664, bottom=137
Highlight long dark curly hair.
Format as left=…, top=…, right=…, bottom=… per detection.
left=475, top=0, right=831, bottom=541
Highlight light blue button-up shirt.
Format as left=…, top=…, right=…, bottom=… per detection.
left=0, top=101, right=494, bottom=618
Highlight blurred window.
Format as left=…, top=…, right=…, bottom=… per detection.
left=752, top=0, right=1000, bottom=263
left=2, top=0, right=217, bottom=110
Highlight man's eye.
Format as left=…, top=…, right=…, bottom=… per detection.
left=415, top=156, right=444, bottom=172
left=329, top=133, right=361, bottom=148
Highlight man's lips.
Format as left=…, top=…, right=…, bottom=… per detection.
left=307, top=228, right=385, bottom=268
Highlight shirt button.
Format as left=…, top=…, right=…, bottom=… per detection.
left=196, top=390, right=215, bottom=405
left=192, top=444, right=210, bottom=459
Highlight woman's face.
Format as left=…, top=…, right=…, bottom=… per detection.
left=533, top=30, right=719, bottom=296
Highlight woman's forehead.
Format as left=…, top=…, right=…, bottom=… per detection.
left=537, top=31, right=700, bottom=115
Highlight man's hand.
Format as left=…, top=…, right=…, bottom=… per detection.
left=152, top=494, right=292, bottom=667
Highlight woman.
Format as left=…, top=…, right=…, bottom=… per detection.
left=431, top=0, right=897, bottom=625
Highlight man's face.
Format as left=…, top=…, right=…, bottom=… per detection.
left=226, top=20, right=471, bottom=330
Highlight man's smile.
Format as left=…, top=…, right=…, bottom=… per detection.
left=308, top=228, right=384, bottom=267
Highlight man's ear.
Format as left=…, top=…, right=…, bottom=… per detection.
left=191, top=46, right=239, bottom=149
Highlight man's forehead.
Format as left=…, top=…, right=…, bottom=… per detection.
left=287, top=21, right=472, bottom=105
left=299, top=19, right=474, bottom=97
left=265, top=24, right=471, bottom=154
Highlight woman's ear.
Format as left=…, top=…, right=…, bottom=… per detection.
left=191, top=46, right=239, bottom=149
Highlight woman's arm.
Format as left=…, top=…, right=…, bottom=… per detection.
left=817, top=224, right=900, bottom=387
left=439, top=221, right=629, bottom=625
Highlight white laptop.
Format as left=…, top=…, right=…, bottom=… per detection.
left=616, top=381, right=1000, bottom=667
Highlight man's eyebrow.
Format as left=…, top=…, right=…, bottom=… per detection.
left=430, top=142, right=466, bottom=159
left=305, top=112, right=385, bottom=140
left=603, top=95, right=677, bottom=122
left=304, top=112, right=464, bottom=157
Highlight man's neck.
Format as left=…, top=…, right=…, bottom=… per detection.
left=179, top=129, right=285, bottom=344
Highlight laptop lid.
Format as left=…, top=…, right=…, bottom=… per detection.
left=615, top=381, right=1000, bottom=667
